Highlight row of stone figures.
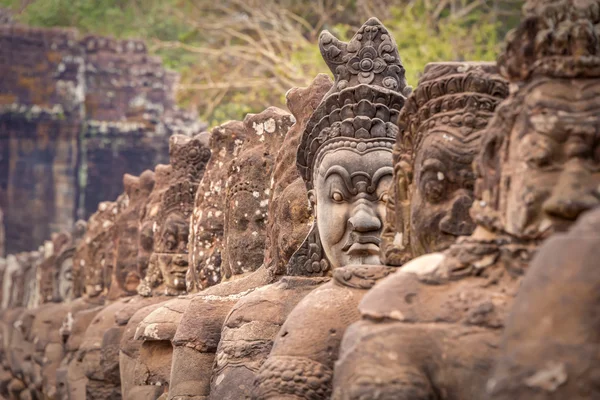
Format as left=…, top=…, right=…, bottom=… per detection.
left=1, top=1, right=600, bottom=399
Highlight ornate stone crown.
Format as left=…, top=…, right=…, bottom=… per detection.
left=169, top=133, right=212, bottom=183
left=158, top=180, right=197, bottom=222
left=381, top=62, right=509, bottom=266
left=226, top=181, right=265, bottom=203
left=498, top=0, right=600, bottom=81
left=398, top=62, right=508, bottom=163
left=297, top=18, right=410, bottom=190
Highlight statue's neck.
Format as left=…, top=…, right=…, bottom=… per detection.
left=333, top=264, right=396, bottom=289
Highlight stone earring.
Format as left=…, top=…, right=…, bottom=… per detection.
left=287, top=223, right=330, bottom=276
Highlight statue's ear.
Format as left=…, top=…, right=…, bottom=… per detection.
left=307, top=189, right=317, bottom=207
left=381, top=160, right=413, bottom=266
left=397, top=160, right=413, bottom=255
left=474, top=129, right=505, bottom=210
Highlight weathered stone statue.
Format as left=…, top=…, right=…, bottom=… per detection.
left=123, top=121, right=248, bottom=400
left=380, top=62, right=508, bottom=266
left=188, top=121, right=247, bottom=291
left=331, top=2, right=600, bottom=398
left=330, top=61, right=508, bottom=399
left=2, top=253, right=33, bottom=399
left=117, top=133, right=210, bottom=399
left=79, top=167, right=170, bottom=400
left=207, top=74, right=332, bottom=400
left=58, top=172, right=153, bottom=400
left=167, top=107, right=292, bottom=400
left=482, top=1, right=600, bottom=398
left=253, top=17, right=409, bottom=399
left=485, top=206, right=600, bottom=400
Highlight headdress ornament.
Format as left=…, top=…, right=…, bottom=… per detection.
left=498, top=0, right=600, bottom=81
left=296, top=18, right=410, bottom=190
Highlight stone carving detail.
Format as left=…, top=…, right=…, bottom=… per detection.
left=117, top=133, right=209, bottom=398
left=108, top=171, right=156, bottom=299
left=486, top=207, right=600, bottom=400
left=188, top=121, right=247, bottom=290
left=167, top=107, right=291, bottom=400
left=138, top=133, right=210, bottom=297
left=253, top=18, right=407, bottom=400
left=332, top=2, right=600, bottom=399
left=380, top=62, right=508, bottom=265
left=319, top=18, right=411, bottom=93
left=206, top=76, right=331, bottom=400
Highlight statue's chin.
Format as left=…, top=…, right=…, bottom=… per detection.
left=343, top=254, right=381, bottom=267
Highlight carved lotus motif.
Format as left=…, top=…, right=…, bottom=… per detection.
left=348, top=46, right=387, bottom=85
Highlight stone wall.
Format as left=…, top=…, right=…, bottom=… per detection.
left=0, top=23, right=203, bottom=253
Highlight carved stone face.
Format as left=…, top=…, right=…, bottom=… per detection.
left=115, top=223, right=142, bottom=294
left=84, top=255, right=104, bottom=297
left=57, top=257, right=73, bottom=301
left=410, top=134, right=476, bottom=256
left=312, top=148, right=392, bottom=269
left=154, top=213, right=189, bottom=291
left=224, top=191, right=266, bottom=277
left=272, top=178, right=313, bottom=267
left=504, top=79, right=600, bottom=237
left=138, top=220, right=154, bottom=278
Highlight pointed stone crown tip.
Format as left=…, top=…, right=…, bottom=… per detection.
left=319, top=18, right=409, bottom=95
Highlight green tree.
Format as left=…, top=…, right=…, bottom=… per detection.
left=1, top=0, right=523, bottom=126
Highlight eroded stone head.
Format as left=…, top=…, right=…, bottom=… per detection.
left=72, top=200, right=119, bottom=299
left=188, top=121, right=246, bottom=290
left=380, top=62, right=509, bottom=265
left=107, top=171, right=155, bottom=299
left=292, top=18, right=408, bottom=274
left=261, top=74, right=333, bottom=276
left=220, top=107, right=292, bottom=280
left=472, top=0, right=600, bottom=239
left=54, top=220, right=87, bottom=302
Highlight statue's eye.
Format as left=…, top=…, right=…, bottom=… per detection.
left=379, top=192, right=390, bottom=203
left=423, top=179, right=445, bottom=204
left=331, top=191, right=344, bottom=202
left=165, top=235, right=177, bottom=251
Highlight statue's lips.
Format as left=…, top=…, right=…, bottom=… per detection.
left=342, top=235, right=381, bottom=255
left=170, top=269, right=187, bottom=278
left=170, top=260, right=188, bottom=277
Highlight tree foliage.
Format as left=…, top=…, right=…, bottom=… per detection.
left=1, top=0, right=523, bottom=126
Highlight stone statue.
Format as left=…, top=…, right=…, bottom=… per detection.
left=206, top=74, right=332, bottom=400
left=124, top=121, right=248, bottom=400
left=330, top=60, right=508, bottom=399
left=117, top=133, right=210, bottom=399
left=485, top=206, right=600, bottom=400
left=380, top=62, right=508, bottom=265
left=482, top=1, right=600, bottom=398
left=59, top=172, right=154, bottom=400
left=188, top=121, right=247, bottom=291
left=167, top=107, right=292, bottom=400
left=331, top=2, right=600, bottom=398
left=79, top=167, right=170, bottom=400
left=253, top=17, right=409, bottom=399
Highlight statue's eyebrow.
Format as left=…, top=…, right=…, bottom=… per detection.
left=371, top=166, right=393, bottom=188
left=324, top=165, right=353, bottom=192
left=420, top=158, right=446, bottom=173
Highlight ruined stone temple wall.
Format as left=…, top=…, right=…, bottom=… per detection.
left=0, top=23, right=202, bottom=253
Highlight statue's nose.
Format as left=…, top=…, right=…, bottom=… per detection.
left=173, top=254, right=189, bottom=266
left=439, top=194, right=475, bottom=236
left=543, top=162, right=600, bottom=220
left=348, top=204, right=382, bottom=233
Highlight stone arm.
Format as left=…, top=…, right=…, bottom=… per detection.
left=209, top=277, right=328, bottom=400
left=253, top=281, right=363, bottom=400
